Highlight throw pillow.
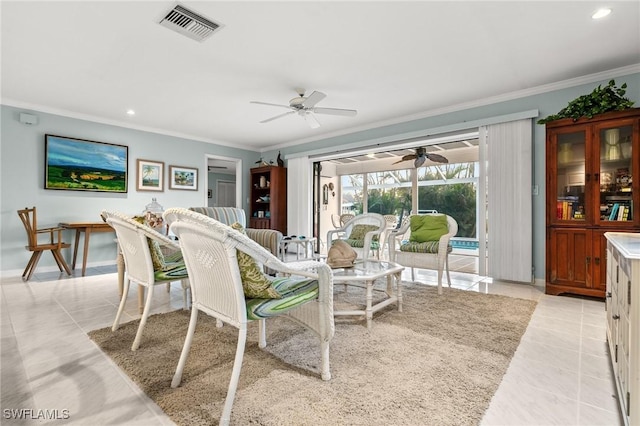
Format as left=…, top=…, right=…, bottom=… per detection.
left=409, top=214, right=449, bottom=243
left=326, top=239, right=357, bottom=268
left=230, top=222, right=281, bottom=299
left=132, top=215, right=165, bottom=270
left=348, top=224, right=380, bottom=241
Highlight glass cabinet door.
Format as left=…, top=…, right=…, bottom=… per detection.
left=556, top=131, right=586, bottom=222
left=598, top=124, right=633, bottom=223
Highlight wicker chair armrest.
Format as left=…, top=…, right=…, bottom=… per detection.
left=389, top=221, right=410, bottom=241
left=102, top=210, right=181, bottom=251
left=326, top=228, right=345, bottom=243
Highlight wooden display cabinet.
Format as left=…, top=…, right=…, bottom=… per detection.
left=545, top=108, right=640, bottom=298
left=249, top=166, right=287, bottom=234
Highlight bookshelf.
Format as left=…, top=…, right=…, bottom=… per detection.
left=249, top=166, right=287, bottom=234
left=545, top=108, right=640, bottom=298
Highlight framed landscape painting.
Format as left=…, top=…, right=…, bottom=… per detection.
left=169, top=165, right=198, bottom=191
left=136, top=159, right=164, bottom=192
left=45, top=134, right=128, bottom=193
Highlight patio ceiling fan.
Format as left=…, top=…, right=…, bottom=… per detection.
left=250, top=89, right=357, bottom=129
left=392, top=147, right=448, bottom=168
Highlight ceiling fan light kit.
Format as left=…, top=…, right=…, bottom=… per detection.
left=251, top=89, right=357, bottom=128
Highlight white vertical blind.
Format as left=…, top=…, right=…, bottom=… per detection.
left=486, top=119, right=533, bottom=283
left=287, top=156, right=312, bottom=238
left=478, top=127, right=488, bottom=277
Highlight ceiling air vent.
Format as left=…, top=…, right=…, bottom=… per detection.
left=159, top=4, right=222, bottom=42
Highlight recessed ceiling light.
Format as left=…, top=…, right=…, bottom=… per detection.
left=367, top=153, right=376, bottom=158
left=126, top=109, right=135, bottom=116
left=592, top=8, right=611, bottom=19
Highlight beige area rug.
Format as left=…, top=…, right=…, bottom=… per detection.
left=88, top=282, right=537, bottom=426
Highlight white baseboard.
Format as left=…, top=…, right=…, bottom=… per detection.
left=1, top=260, right=117, bottom=279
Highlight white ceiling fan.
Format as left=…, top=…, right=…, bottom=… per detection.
left=250, top=89, right=357, bottom=129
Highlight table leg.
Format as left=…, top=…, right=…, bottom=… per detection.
left=81, top=228, right=92, bottom=276
left=71, top=229, right=81, bottom=270
left=366, top=279, right=373, bottom=329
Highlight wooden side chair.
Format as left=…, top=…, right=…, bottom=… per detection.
left=17, top=206, right=72, bottom=281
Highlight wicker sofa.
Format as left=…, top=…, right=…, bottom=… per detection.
left=188, top=207, right=282, bottom=258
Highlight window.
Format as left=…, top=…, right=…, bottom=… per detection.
left=417, top=162, right=478, bottom=238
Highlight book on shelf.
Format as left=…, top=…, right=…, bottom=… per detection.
left=557, top=196, right=580, bottom=220
left=609, top=203, right=619, bottom=221
left=616, top=205, right=631, bottom=221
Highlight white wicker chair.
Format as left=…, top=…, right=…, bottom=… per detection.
left=326, top=213, right=386, bottom=260
left=102, top=210, right=190, bottom=351
left=339, top=213, right=355, bottom=226
left=388, top=213, right=458, bottom=295
left=163, top=207, right=334, bottom=426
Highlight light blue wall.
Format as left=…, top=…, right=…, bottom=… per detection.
left=264, top=73, right=640, bottom=281
left=0, top=106, right=259, bottom=273
left=3, top=74, right=639, bottom=278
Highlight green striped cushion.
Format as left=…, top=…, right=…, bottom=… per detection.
left=245, top=277, right=318, bottom=320
left=343, top=239, right=380, bottom=250
left=154, top=258, right=188, bottom=281
left=399, top=241, right=452, bottom=254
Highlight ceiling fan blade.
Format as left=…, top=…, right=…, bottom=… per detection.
left=301, top=91, right=326, bottom=108
left=414, top=156, right=427, bottom=168
left=250, top=101, right=293, bottom=110
left=259, top=111, right=295, bottom=123
left=304, top=112, right=321, bottom=129
left=425, top=153, right=449, bottom=164
left=312, top=107, right=357, bottom=117
left=392, top=154, right=418, bottom=164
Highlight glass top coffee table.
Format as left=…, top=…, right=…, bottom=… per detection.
left=331, top=259, right=404, bottom=329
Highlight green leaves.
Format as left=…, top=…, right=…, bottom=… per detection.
left=538, top=80, right=635, bottom=124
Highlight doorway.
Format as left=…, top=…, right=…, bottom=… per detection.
left=206, top=155, right=242, bottom=208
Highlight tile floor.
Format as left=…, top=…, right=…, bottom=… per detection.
left=1, top=262, right=623, bottom=425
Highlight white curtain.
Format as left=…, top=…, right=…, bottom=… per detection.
left=485, top=119, right=532, bottom=283
left=286, top=156, right=312, bottom=238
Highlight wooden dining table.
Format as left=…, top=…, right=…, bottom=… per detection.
left=59, top=221, right=115, bottom=277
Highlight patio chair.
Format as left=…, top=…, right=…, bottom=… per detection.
left=388, top=213, right=458, bottom=294
left=163, top=207, right=334, bottom=426
left=102, top=210, right=190, bottom=351
left=339, top=213, right=355, bottom=226
left=326, top=213, right=386, bottom=260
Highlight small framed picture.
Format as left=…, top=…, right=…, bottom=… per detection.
left=136, top=159, right=164, bottom=192
left=208, top=189, right=213, bottom=198
left=169, top=165, right=198, bottom=191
